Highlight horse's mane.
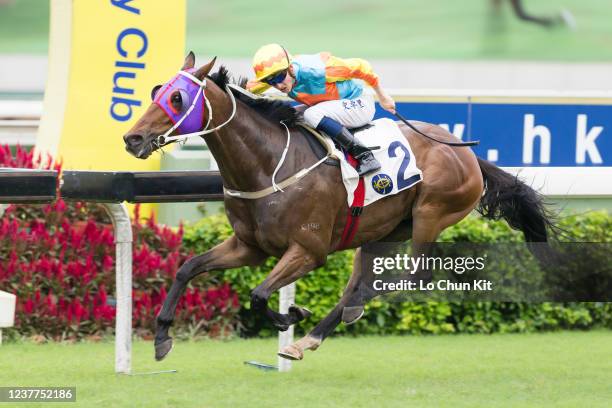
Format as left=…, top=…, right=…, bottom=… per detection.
left=209, top=66, right=299, bottom=127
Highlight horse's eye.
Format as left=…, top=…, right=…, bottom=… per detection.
left=151, top=85, right=162, bottom=100
left=171, top=92, right=182, bottom=109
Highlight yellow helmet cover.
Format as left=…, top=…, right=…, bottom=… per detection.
left=252, top=43, right=291, bottom=81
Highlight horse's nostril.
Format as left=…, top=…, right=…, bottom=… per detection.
left=124, top=133, right=144, bottom=147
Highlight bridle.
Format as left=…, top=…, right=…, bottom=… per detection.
left=151, top=68, right=331, bottom=200
left=154, top=70, right=237, bottom=147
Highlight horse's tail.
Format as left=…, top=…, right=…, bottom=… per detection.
left=476, top=157, right=558, bottom=261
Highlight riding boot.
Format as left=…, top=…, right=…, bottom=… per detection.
left=333, top=127, right=382, bottom=176
left=316, top=116, right=381, bottom=176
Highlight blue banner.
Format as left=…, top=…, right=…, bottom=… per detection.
left=376, top=102, right=612, bottom=167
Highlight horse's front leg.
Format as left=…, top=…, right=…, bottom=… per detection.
left=250, top=244, right=322, bottom=331
left=278, top=247, right=366, bottom=360
left=155, top=235, right=266, bottom=361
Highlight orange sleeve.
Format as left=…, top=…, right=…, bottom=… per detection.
left=324, top=54, right=379, bottom=87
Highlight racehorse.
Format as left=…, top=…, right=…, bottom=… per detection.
left=123, top=53, right=556, bottom=361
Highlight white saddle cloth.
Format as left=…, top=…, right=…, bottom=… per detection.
left=324, top=118, right=423, bottom=206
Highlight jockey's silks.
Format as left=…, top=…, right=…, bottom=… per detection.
left=248, top=52, right=379, bottom=106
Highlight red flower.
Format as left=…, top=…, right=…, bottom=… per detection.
left=102, top=255, right=114, bottom=270
left=23, top=298, right=34, bottom=314
left=1, top=145, right=240, bottom=339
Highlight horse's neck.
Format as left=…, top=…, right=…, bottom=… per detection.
left=203, top=97, right=287, bottom=191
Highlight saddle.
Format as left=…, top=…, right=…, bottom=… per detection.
left=297, top=122, right=377, bottom=167
left=297, top=124, right=339, bottom=167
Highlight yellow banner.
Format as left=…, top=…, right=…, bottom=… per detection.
left=37, top=0, right=186, bottom=171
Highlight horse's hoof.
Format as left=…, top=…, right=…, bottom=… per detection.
left=275, top=323, right=290, bottom=332
left=298, top=335, right=322, bottom=352
left=155, top=338, right=173, bottom=361
left=278, top=344, right=303, bottom=361
left=288, top=305, right=312, bottom=322
left=342, top=306, right=364, bottom=325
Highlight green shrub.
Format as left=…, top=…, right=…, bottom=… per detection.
left=183, top=211, right=612, bottom=337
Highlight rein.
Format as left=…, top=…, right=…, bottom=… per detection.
left=393, top=112, right=480, bottom=147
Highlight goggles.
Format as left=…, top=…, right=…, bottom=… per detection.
left=262, top=70, right=288, bottom=86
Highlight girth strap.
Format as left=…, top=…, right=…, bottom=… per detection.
left=337, top=154, right=366, bottom=250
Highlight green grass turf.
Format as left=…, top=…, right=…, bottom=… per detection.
left=0, top=331, right=610, bottom=407
left=1, top=0, right=612, bottom=60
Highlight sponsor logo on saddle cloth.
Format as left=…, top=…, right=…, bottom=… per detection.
left=326, top=118, right=423, bottom=206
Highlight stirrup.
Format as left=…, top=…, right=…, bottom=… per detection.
left=355, top=152, right=381, bottom=176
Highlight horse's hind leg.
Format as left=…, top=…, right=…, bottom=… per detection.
left=341, top=203, right=478, bottom=324
left=155, top=235, right=266, bottom=361
left=280, top=205, right=477, bottom=360
left=342, top=212, right=445, bottom=323
left=250, top=244, right=322, bottom=331
left=508, top=0, right=558, bottom=27
left=280, top=238, right=419, bottom=361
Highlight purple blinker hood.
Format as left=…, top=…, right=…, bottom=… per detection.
left=153, top=69, right=205, bottom=135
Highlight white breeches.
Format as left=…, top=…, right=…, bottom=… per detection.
left=302, top=96, right=375, bottom=129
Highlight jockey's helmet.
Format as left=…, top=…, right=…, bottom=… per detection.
left=252, top=44, right=292, bottom=82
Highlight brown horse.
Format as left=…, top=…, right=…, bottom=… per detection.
left=123, top=53, right=555, bottom=361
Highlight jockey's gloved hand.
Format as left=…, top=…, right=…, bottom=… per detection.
left=373, top=84, right=396, bottom=114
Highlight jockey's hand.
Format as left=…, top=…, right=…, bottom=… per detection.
left=374, top=84, right=396, bottom=114
left=379, top=94, right=396, bottom=114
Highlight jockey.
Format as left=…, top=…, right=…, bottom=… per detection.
left=247, top=44, right=396, bottom=176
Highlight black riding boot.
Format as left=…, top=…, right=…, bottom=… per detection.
left=333, top=127, right=381, bottom=176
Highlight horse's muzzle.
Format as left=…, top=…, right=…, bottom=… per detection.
left=123, top=133, right=151, bottom=159
left=124, top=133, right=144, bottom=149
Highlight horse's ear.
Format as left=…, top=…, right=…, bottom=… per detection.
left=194, top=57, right=217, bottom=80
left=182, top=51, right=195, bottom=70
